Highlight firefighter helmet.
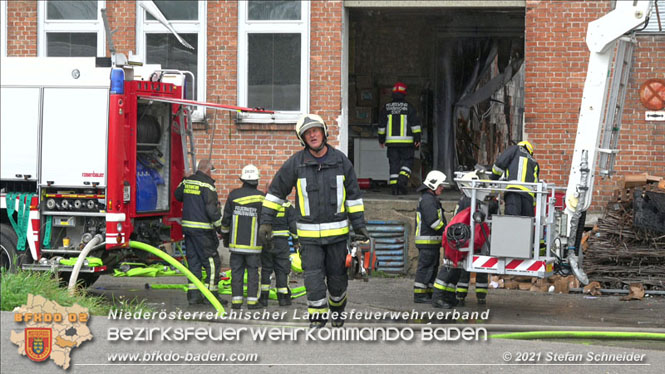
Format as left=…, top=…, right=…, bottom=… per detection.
left=240, top=164, right=260, bottom=182
left=518, top=140, right=534, bottom=155
left=295, top=114, right=328, bottom=146
left=423, top=170, right=447, bottom=191
left=392, top=82, right=407, bottom=95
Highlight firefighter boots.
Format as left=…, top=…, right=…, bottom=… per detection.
left=432, top=290, right=458, bottom=309
left=187, top=290, right=204, bottom=305
left=259, top=291, right=270, bottom=307
left=477, top=294, right=487, bottom=306
left=278, top=291, right=292, bottom=306
left=413, top=291, right=432, bottom=304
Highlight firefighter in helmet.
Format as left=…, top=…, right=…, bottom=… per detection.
left=378, top=82, right=422, bottom=195
left=490, top=140, right=539, bottom=217
left=259, top=114, right=369, bottom=328
left=221, top=164, right=265, bottom=309
left=174, top=159, right=227, bottom=306
left=413, top=170, right=447, bottom=303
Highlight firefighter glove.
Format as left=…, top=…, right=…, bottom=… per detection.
left=355, top=226, right=371, bottom=241
left=258, top=224, right=274, bottom=249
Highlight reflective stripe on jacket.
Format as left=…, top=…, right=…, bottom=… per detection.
left=272, top=201, right=298, bottom=239
left=261, top=145, right=366, bottom=245
left=378, top=98, right=421, bottom=147
left=221, top=184, right=264, bottom=254
left=174, top=170, right=221, bottom=232
left=415, top=189, right=446, bottom=246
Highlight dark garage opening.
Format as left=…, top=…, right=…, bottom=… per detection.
left=348, top=6, right=526, bottom=188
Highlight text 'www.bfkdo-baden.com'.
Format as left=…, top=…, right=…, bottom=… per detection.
left=107, top=350, right=259, bottom=363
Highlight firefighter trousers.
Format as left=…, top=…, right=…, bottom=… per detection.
left=414, top=246, right=440, bottom=294
left=456, top=270, right=488, bottom=301
left=230, top=252, right=261, bottom=307
left=300, top=240, right=348, bottom=322
left=387, top=146, right=414, bottom=191
left=260, top=237, right=291, bottom=294
left=505, top=191, right=534, bottom=217
left=184, top=230, right=221, bottom=301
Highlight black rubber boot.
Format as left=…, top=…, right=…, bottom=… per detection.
left=477, top=294, right=487, bottom=306
left=259, top=291, right=270, bottom=307
left=278, top=292, right=292, bottom=306
left=414, top=291, right=432, bottom=304
left=187, top=290, right=204, bottom=305
left=432, top=291, right=457, bottom=309
left=391, top=185, right=398, bottom=195
left=456, top=297, right=466, bottom=307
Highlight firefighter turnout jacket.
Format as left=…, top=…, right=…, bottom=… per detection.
left=221, top=184, right=265, bottom=254
left=415, top=189, right=446, bottom=246
left=262, top=145, right=366, bottom=244
left=378, top=97, right=422, bottom=147
left=273, top=201, right=298, bottom=240
left=174, top=170, right=222, bottom=232
left=491, top=145, right=540, bottom=199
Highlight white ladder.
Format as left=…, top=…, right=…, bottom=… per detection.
left=597, top=35, right=636, bottom=177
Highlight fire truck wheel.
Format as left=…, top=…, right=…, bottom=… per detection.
left=0, top=224, right=19, bottom=272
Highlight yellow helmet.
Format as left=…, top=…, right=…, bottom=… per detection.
left=518, top=140, right=534, bottom=155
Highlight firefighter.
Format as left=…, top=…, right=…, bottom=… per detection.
left=221, top=164, right=265, bottom=310
left=174, top=159, right=227, bottom=306
left=413, top=170, right=447, bottom=303
left=378, top=82, right=422, bottom=195
left=490, top=140, right=540, bottom=217
left=259, top=200, right=298, bottom=307
left=259, top=114, right=369, bottom=328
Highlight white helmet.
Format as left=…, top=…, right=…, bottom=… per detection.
left=240, top=164, right=260, bottom=182
left=295, top=114, right=328, bottom=146
left=424, top=170, right=447, bottom=191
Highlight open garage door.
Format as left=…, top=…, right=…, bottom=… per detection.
left=346, top=1, right=525, bottom=186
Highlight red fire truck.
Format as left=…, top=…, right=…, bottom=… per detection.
left=0, top=54, right=270, bottom=286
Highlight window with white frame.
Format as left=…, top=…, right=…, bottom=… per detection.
left=38, top=0, right=106, bottom=57
left=137, top=0, right=206, bottom=102
left=238, top=0, right=310, bottom=123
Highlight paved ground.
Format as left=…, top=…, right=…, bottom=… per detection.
left=3, top=274, right=664, bottom=374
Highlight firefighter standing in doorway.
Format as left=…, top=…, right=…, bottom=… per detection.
left=490, top=140, right=540, bottom=217
left=413, top=170, right=448, bottom=303
left=221, top=165, right=265, bottom=310
left=378, top=82, right=422, bottom=195
left=174, top=159, right=227, bottom=306
left=259, top=114, right=369, bottom=328
left=259, top=200, right=298, bottom=307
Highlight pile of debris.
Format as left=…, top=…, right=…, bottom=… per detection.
left=584, top=175, right=665, bottom=291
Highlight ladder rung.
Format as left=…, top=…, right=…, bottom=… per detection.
left=598, top=148, right=619, bottom=154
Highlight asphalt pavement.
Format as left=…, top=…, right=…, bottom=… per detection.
left=2, top=274, right=664, bottom=374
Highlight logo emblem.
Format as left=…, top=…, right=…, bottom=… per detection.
left=25, top=328, right=52, bottom=362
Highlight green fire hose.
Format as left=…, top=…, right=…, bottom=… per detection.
left=129, top=241, right=225, bottom=315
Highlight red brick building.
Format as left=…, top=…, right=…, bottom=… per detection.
left=2, top=0, right=663, bottom=214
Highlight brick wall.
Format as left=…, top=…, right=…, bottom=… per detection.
left=106, top=0, right=136, bottom=55
left=525, top=0, right=665, bottom=212
left=7, top=1, right=37, bottom=56
left=203, top=0, right=345, bottom=199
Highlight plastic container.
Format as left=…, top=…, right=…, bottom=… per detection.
left=358, top=178, right=371, bottom=190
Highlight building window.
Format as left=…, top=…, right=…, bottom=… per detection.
left=38, top=0, right=106, bottom=57
left=238, top=0, right=310, bottom=123
left=137, top=0, right=206, bottom=104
